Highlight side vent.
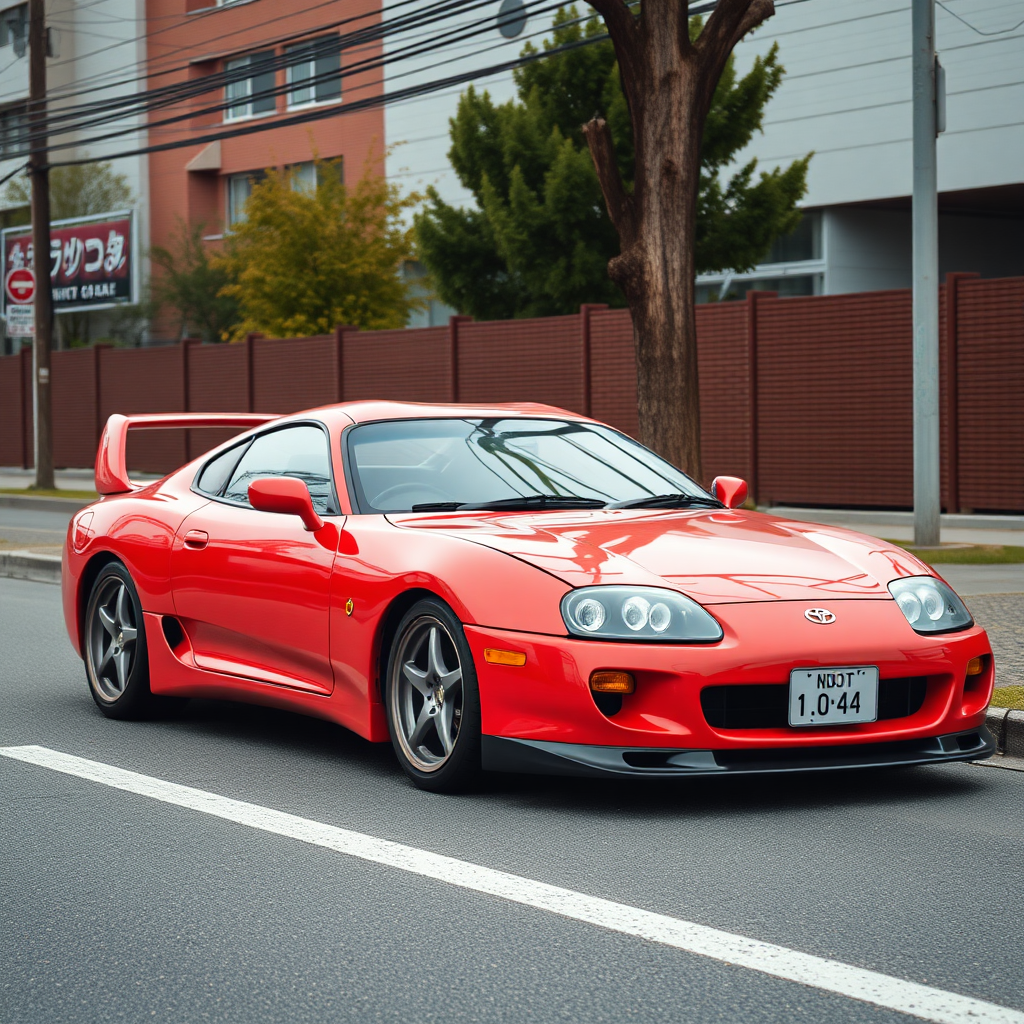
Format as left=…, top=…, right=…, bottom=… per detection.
left=161, top=616, right=186, bottom=651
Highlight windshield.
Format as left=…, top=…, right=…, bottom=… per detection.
left=346, top=418, right=712, bottom=513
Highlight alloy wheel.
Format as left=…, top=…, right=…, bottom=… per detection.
left=88, top=576, right=139, bottom=701
left=390, top=615, right=465, bottom=772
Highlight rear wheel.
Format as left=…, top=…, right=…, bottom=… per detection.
left=84, top=562, right=153, bottom=719
left=386, top=598, right=481, bottom=793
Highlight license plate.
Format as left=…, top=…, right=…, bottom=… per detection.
left=788, top=666, right=878, bottom=727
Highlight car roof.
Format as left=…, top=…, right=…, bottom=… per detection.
left=299, top=400, right=595, bottom=429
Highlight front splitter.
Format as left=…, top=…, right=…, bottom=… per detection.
left=481, top=727, right=995, bottom=778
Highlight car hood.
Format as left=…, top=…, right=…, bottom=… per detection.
left=386, top=508, right=932, bottom=603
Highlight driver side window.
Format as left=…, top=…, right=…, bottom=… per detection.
left=222, top=424, right=337, bottom=514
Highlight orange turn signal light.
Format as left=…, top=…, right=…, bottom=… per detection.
left=590, top=670, right=635, bottom=694
left=966, top=656, right=985, bottom=677
left=484, top=648, right=527, bottom=667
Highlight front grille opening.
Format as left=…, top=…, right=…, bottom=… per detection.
left=701, top=677, right=928, bottom=730
left=878, top=676, right=927, bottom=719
left=957, top=731, right=982, bottom=751
left=714, top=737, right=928, bottom=767
left=701, top=683, right=788, bottom=729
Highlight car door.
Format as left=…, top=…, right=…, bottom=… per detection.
left=171, top=423, right=342, bottom=695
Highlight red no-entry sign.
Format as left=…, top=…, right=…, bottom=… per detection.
left=6, top=267, right=35, bottom=305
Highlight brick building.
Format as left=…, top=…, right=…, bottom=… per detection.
left=145, top=0, right=385, bottom=307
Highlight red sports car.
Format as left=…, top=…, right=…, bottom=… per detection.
left=63, top=402, right=995, bottom=791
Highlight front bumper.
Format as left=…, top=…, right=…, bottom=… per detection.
left=464, top=599, right=995, bottom=752
left=482, top=726, right=995, bottom=778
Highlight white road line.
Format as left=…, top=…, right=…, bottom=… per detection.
left=2, top=744, right=1020, bottom=1024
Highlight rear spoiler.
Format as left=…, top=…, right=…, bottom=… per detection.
left=96, top=412, right=280, bottom=495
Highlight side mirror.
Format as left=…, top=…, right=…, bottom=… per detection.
left=248, top=477, right=324, bottom=531
left=711, top=475, right=749, bottom=510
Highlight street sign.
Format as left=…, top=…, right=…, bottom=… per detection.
left=5, top=303, right=34, bottom=337
left=6, top=267, right=35, bottom=305
left=2, top=210, right=136, bottom=314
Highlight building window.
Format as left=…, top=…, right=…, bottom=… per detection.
left=765, top=210, right=822, bottom=264
left=286, top=36, right=342, bottom=108
left=0, top=5, right=26, bottom=54
left=224, top=51, right=276, bottom=121
left=288, top=162, right=317, bottom=194
left=286, top=159, right=343, bottom=194
left=0, top=104, right=27, bottom=158
left=227, top=170, right=266, bottom=226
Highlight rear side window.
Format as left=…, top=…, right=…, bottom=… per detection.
left=196, top=441, right=250, bottom=497
left=222, top=424, right=337, bottom=514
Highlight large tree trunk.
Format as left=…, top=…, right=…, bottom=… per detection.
left=583, top=0, right=773, bottom=483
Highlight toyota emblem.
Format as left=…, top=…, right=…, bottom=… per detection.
left=805, top=608, right=836, bottom=624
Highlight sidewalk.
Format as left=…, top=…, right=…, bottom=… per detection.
left=763, top=506, right=1024, bottom=548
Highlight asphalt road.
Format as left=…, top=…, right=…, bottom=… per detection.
left=0, top=504, right=75, bottom=547
left=1, top=576, right=1021, bottom=1024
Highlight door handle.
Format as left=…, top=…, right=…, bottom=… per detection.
left=183, top=530, right=209, bottom=549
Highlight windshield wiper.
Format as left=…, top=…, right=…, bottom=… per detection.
left=464, top=495, right=606, bottom=511
left=605, top=493, right=724, bottom=510
left=410, top=495, right=606, bottom=512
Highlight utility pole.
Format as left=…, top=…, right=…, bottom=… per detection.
left=28, top=0, right=54, bottom=490
left=911, top=0, right=940, bottom=546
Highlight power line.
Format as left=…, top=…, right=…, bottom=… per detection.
left=11, top=0, right=552, bottom=150
left=43, top=29, right=609, bottom=170
left=5, top=0, right=805, bottom=169
left=31, top=0, right=716, bottom=138
left=936, top=0, right=1024, bottom=37
left=9, top=0, right=353, bottom=104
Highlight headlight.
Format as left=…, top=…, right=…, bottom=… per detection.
left=561, top=586, right=723, bottom=642
left=888, top=576, right=973, bottom=634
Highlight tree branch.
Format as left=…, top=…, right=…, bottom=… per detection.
left=582, top=117, right=636, bottom=248
left=586, top=0, right=640, bottom=52
left=697, top=0, right=774, bottom=68
left=586, top=0, right=642, bottom=107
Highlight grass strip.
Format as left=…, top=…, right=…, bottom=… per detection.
left=884, top=541, right=1024, bottom=564
left=990, top=686, right=1024, bottom=711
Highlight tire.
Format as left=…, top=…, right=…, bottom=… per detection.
left=385, top=597, right=482, bottom=793
left=84, top=562, right=154, bottom=719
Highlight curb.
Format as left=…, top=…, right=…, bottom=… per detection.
left=0, top=494, right=92, bottom=513
left=0, top=550, right=62, bottom=585
left=985, top=706, right=1024, bottom=758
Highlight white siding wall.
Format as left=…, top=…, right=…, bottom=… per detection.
left=731, top=0, right=1024, bottom=206
left=383, top=0, right=555, bottom=209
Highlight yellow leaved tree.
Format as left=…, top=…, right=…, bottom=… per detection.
left=217, top=159, right=424, bottom=339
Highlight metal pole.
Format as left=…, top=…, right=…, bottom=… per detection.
left=911, top=0, right=940, bottom=546
left=28, top=0, right=54, bottom=490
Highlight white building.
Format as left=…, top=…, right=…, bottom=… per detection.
left=691, top=0, right=1024, bottom=299
left=384, top=0, right=1023, bottom=310
left=0, top=0, right=149, bottom=351
left=383, top=0, right=554, bottom=325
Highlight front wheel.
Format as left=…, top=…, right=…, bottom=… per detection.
left=84, top=562, right=153, bottom=719
left=386, top=598, right=482, bottom=793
